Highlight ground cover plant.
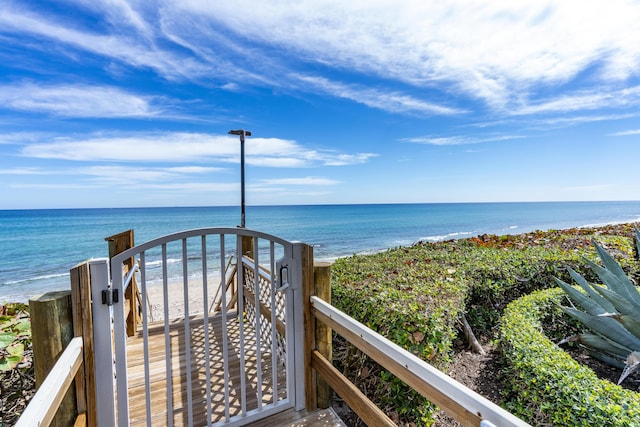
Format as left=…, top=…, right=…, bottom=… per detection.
left=331, top=223, right=639, bottom=426
left=0, top=303, right=34, bottom=425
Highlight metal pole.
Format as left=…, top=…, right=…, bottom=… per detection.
left=228, top=129, right=252, bottom=228
left=240, top=132, right=245, bottom=228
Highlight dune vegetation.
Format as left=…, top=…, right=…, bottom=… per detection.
left=331, top=223, right=640, bottom=425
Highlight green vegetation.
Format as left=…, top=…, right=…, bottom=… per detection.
left=556, top=228, right=640, bottom=385
left=0, top=303, right=31, bottom=372
left=0, top=303, right=34, bottom=425
left=331, top=223, right=640, bottom=426
left=500, top=288, right=640, bottom=425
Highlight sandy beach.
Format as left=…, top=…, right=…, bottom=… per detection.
left=138, top=274, right=228, bottom=322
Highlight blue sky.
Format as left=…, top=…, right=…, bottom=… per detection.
left=1, top=1, right=639, bottom=209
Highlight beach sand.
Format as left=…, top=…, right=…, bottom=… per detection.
left=137, top=275, right=228, bottom=322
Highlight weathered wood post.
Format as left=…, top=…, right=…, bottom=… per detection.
left=301, top=244, right=317, bottom=411
left=29, top=291, right=77, bottom=427
left=314, top=261, right=333, bottom=409
left=236, top=234, right=254, bottom=311
left=302, top=245, right=335, bottom=410
left=105, top=230, right=140, bottom=337
left=70, top=261, right=96, bottom=427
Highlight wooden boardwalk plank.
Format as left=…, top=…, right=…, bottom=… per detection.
left=126, top=313, right=288, bottom=427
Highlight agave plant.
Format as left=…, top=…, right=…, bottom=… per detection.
left=556, top=227, right=640, bottom=385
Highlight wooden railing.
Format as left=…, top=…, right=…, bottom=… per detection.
left=303, top=258, right=531, bottom=427
left=14, top=337, right=85, bottom=427
left=307, top=297, right=530, bottom=427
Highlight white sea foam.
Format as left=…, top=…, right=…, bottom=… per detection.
left=4, top=272, right=69, bottom=286
left=420, top=231, right=475, bottom=242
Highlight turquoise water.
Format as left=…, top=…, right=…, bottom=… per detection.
left=1, top=201, right=640, bottom=302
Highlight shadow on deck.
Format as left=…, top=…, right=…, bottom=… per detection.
left=126, top=313, right=298, bottom=426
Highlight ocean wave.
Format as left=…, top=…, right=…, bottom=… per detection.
left=420, top=231, right=475, bottom=242
left=3, top=272, right=70, bottom=286
left=143, top=257, right=183, bottom=268
left=580, top=216, right=640, bottom=229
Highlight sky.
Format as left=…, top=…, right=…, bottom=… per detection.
left=1, top=0, right=640, bottom=209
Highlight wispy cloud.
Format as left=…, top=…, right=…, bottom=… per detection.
left=0, top=167, right=51, bottom=175
left=0, top=4, right=209, bottom=80
left=258, top=177, right=339, bottom=186
left=169, top=1, right=640, bottom=111
left=19, top=132, right=375, bottom=167
left=79, top=165, right=222, bottom=185
left=512, top=86, right=640, bottom=116
left=4, top=1, right=640, bottom=117
left=294, top=75, right=465, bottom=116
left=403, top=134, right=524, bottom=146
left=0, top=83, right=160, bottom=118
left=535, top=114, right=636, bottom=127
left=611, top=129, right=640, bottom=136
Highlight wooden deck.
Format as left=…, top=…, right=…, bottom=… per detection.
left=125, top=313, right=290, bottom=426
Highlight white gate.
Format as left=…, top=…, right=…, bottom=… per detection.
left=90, top=228, right=306, bottom=426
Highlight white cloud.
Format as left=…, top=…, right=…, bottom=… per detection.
left=512, top=86, right=640, bottom=115
left=4, top=0, right=640, bottom=118
left=612, top=129, right=640, bottom=136
left=537, top=114, right=636, bottom=127
left=403, top=134, right=523, bottom=146
left=0, top=83, right=158, bottom=118
left=0, top=167, right=50, bottom=175
left=18, top=132, right=375, bottom=167
left=259, top=177, right=339, bottom=186
left=0, top=4, right=208, bottom=79
left=78, top=165, right=221, bottom=185
left=295, top=75, right=464, bottom=116
left=171, top=0, right=640, bottom=110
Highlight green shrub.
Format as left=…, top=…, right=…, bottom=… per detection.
left=331, top=248, right=465, bottom=425
left=330, top=224, right=640, bottom=425
left=555, top=229, right=640, bottom=384
left=500, top=288, right=640, bottom=426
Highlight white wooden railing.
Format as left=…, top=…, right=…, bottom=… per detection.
left=308, top=296, right=531, bottom=427
left=15, top=337, right=84, bottom=427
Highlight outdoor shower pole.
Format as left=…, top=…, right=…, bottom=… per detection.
left=228, top=129, right=252, bottom=228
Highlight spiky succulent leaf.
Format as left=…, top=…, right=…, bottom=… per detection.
left=583, top=257, right=631, bottom=300
left=559, top=333, right=631, bottom=359
left=614, top=314, right=640, bottom=337
left=590, top=238, right=640, bottom=305
left=619, top=351, right=640, bottom=384
left=561, top=306, right=640, bottom=350
left=566, top=266, right=617, bottom=313
left=590, top=285, right=640, bottom=320
left=586, top=348, right=626, bottom=370
left=554, top=277, right=607, bottom=316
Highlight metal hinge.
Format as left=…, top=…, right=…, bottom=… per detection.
left=102, top=288, right=119, bottom=306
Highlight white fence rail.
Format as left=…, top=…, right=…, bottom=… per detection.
left=310, top=296, right=531, bottom=427
left=15, top=337, right=84, bottom=427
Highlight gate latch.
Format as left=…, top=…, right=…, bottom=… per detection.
left=276, top=264, right=289, bottom=292
left=102, top=288, right=119, bottom=306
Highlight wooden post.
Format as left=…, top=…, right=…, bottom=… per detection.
left=314, top=262, right=333, bottom=409
left=241, top=235, right=253, bottom=259
left=105, top=230, right=140, bottom=337
left=70, top=261, right=97, bottom=427
left=29, top=291, right=77, bottom=427
left=300, top=244, right=317, bottom=411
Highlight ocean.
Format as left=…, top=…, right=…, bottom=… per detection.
left=1, top=201, right=640, bottom=303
